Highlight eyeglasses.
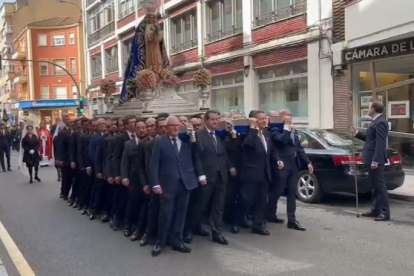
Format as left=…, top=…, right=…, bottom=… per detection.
left=167, top=124, right=181, bottom=128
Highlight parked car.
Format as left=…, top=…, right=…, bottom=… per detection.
left=294, top=129, right=405, bottom=203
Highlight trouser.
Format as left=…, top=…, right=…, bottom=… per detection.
left=239, top=179, right=269, bottom=230
left=90, top=178, right=113, bottom=215
left=69, top=169, right=81, bottom=202
left=61, top=166, right=74, bottom=198
left=145, top=194, right=160, bottom=237
left=138, top=194, right=151, bottom=233
left=224, top=176, right=240, bottom=225
left=111, top=185, right=128, bottom=222
left=27, top=164, right=39, bottom=179
left=125, top=186, right=144, bottom=230
left=0, top=146, right=10, bottom=170
left=56, top=168, right=62, bottom=180
left=369, top=165, right=390, bottom=215
left=268, top=168, right=298, bottom=222
left=186, top=172, right=226, bottom=235
left=79, top=171, right=93, bottom=209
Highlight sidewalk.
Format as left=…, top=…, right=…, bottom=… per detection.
left=389, top=174, right=414, bottom=202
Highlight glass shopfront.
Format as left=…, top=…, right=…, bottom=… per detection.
left=346, top=37, right=414, bottom=169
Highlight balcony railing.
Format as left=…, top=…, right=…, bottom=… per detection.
left=171, top=39, right=198, bottom=54
left=206, top=23, right=243, bottom=43
left=86, top=0, right=97, bottom=6
left=88, top=22, right=115, bottom=47
left=119, top=6, right=135, bottom=20
left=92, top=70, right=101, bottom=79
left=53, top=69, right=66, bottom=76
left=254, top=0, right=307, bottom=27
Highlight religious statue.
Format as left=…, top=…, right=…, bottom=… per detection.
left=37, top=122, right=53, bottom=167
left=119, top=0, right=170, bottom=103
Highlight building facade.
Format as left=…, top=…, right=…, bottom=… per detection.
left=84, top=0, right=333, bottom=128
left=0, top=2, right=16, bottom=114
left=332, top=0, right=414, bottom=168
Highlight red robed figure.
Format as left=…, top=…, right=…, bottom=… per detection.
left=37, top=124, right=53, bottom=160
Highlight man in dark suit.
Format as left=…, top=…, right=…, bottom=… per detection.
left=269, top=109, right=312, bottom=231
left=351, top=101, right=390, bottom=221
left=239, top=111, right=283, bottom=236
left=111, top=115, right=138, bottom=230
left=55, top=114, right=73, bottom=200
left=77, top=118, right=93, bottom=214
left=185, top=110, right=235, bottom=245
left=0, top=123, right=12, bottom=172
left=139, top=117, right=167, bottom=246
left=68, top=119, right=82, bottom=207
left=149, top=116, right=199, bottom=256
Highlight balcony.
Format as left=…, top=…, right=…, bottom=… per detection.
left=86, top=0, right=97, bottom=6
left=13, top=70, right=27, bottom=84
left=88, top=22, right=115, bottom=47
left=12, top=48, right=26, bottom=60
left=254, top=0, right=307, bottom=27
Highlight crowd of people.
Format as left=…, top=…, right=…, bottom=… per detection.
left=47, top=109, right=312, bottom=257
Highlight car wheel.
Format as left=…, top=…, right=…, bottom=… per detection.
left=296, top=171, right=324, bottom=203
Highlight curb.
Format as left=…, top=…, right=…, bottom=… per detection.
left=389, top=193, right=414, bottom=202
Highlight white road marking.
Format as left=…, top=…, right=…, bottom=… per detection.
left=0, top=259, right=9, bottom=276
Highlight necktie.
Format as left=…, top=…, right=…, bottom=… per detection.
left=290, top=131, right=296, bottom=145
left=172, top=138, right=178, bottom=154
left=209, top=131, right=218, bottom=153
left=259, top=131, right=267, bottom=152
left=131, top=134, right=137, bottom=144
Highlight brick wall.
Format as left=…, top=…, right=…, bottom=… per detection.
left=170, top=48, right=198, bottom=66
left=206, top=58, right=243, bottom=75
left=332, top=0, right=357, bottom=42
left=177, top=71, right=195, bottom=82
left=169, top=0, right=196, bottom=17
left=333, top=73, right=350, bottom=130
left=252, top=44, right=307, bottom=68
left=105, top=73, right=122, bottom=82
left=205, top=34, right=243, bottom=56
left=117, top=13, right=135, bottom=29
left=252, top=15, right=307, bottom=43
left=104, top=38, right=117, bottom=49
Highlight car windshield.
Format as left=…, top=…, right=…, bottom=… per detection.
left=308, top=130, right=364, bottom=148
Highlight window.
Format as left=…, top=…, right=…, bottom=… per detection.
left=119, top=0, right=134, bottom=19
left=258, top=60, right=308, bottom=118
left=171, top=10, right=197, bottom=54
left=52, top=59, right=66, bottom=75
left=40, top=86, right=50, bottom=99
left=211, top=72, right=244, bottom=112
left=38, top=34, right=47, bottom=46
left=91, top=54, right=102, bottom=78
left=87, top=1, right=115, bottom=45
left=69, top=33, right=75, bottom=45
left=6, top=24, right=13, bottom=34
left=52, top=34, right=65, bottom=46
left=71, top=85, right=78, bottom=99
left=255, top=0, right=306, bottom=27
left=70, top=58, right=76, bottom=74
left=207, top=0, right=243, bottom=42
left=122, top=39, right=133, bottom=67
left=54, top=86, right=67, bottom=99
left=39, top=61, right=48, bottom=75
left=105, top=46, right=118, bottom=74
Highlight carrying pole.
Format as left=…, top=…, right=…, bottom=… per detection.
left=349, top=89, right=360, bottom=218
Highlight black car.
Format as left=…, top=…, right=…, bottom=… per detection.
left=294, top=129, right=405, bottom=203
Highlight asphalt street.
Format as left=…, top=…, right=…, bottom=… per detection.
left=1, top=158, right=414, bottom=276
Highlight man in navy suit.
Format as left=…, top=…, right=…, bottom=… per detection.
left=0, top=123, right=12, bottom=172
left=351, top=101, right=390, bottom=221
left=149, top=116, right=200, bottom=257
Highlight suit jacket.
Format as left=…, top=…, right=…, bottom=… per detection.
left=94, top=133, right=109, bottom=176
left=194, top=128, right=232, bottom=184
left=240, top=128, right=279, bottom=183
left=112, top=133, right=130, bottom=177
left=104, top=135, right=117, bottom=178
left=149, top=135, right=199, bottom=193
left=121, top=139, right=147, bottom=187
left=69, top=130, right=80, bottom=164
left=355, top=115, right=388, bottom=165
left=271, top=128, right=310, bottom=170
left=88, top=133, right=101, bottom=167
left=56, top=127, right=71, bottom=166
left=77, top=132, right=90, bottom=170
left=0, top=129, right=12, bottom=148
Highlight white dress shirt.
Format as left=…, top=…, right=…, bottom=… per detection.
left=127, top=130, right=139, bottom=144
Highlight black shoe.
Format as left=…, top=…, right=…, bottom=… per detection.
left=77, top=204, right=83, bottom=210
left=112, top=221, right=119, bottom=231
left=212, top=234, right=229, bottom=245
left=230, top=225, right=239, bottom=234
left=59, top=194, right=63, bottom=198
left=193, top=228, right=209, bottom=237
left=62, top=196, right=68, bottom=201
left=240, top=220, right=252, bottom=229
left=287, top=221, right=306, bottom=231
left=101, top=214, right=109, bottom=223
left=72, top=200, right=78, bottom=208
left=8, top=168, right=12, bottom=171
left=151, top=243, right=162, bottom=257
left=57, top=178, right=61, bottom=182
left=140, top=234, right=149, bottom=246
left=183, top=233, right=193, bottom=244
left=374, top=214, right=390, bottom=222
left=268, top=216, right=285, bottom=223
left=35, top=176, right=41, bottom=182
left=124, top=226, right=131, bottom=237
left=252, top=228, right=270, bottom=236
left=89, top=213, right=96, bottom=220
left=81, top=208, right=87, bottom=215
left=29, top=178, right=33, bottom=184
left=131, top=231, right=139, bottom=241
left=172, top=244, right=191, bottom=253
left=67, top=199, right=74, bottom=206
left=361, top=211, right=380, bottom=218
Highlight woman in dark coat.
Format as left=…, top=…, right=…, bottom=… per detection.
left=22, top=125, right=41, bottom=184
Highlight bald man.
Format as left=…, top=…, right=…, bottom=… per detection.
left=189, top=117, right=201, bottom=131
left=179, top=116, right=188, bottom=125
left=267, top=110, right=279, bottom=117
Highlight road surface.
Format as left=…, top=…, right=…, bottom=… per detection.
left=0, top=159, right=414, bottom=276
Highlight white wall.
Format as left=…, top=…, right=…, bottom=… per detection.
left=307, top=0, right=334, bottom=129
left=345, top=0, right=414, bottom=47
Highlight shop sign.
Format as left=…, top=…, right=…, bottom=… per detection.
left=17, top=99, right=79, bottom=109
left=343, top=37, right=414, bottom=64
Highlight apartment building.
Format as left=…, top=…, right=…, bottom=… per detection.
left=10, top=0, right=86, bottom=124
left=0, top=2, right=15, bottom=112
left=84, top=0, right=333, bottom=127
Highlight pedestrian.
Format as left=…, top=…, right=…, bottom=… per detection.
left=21, top=125, right=41, bottom=184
